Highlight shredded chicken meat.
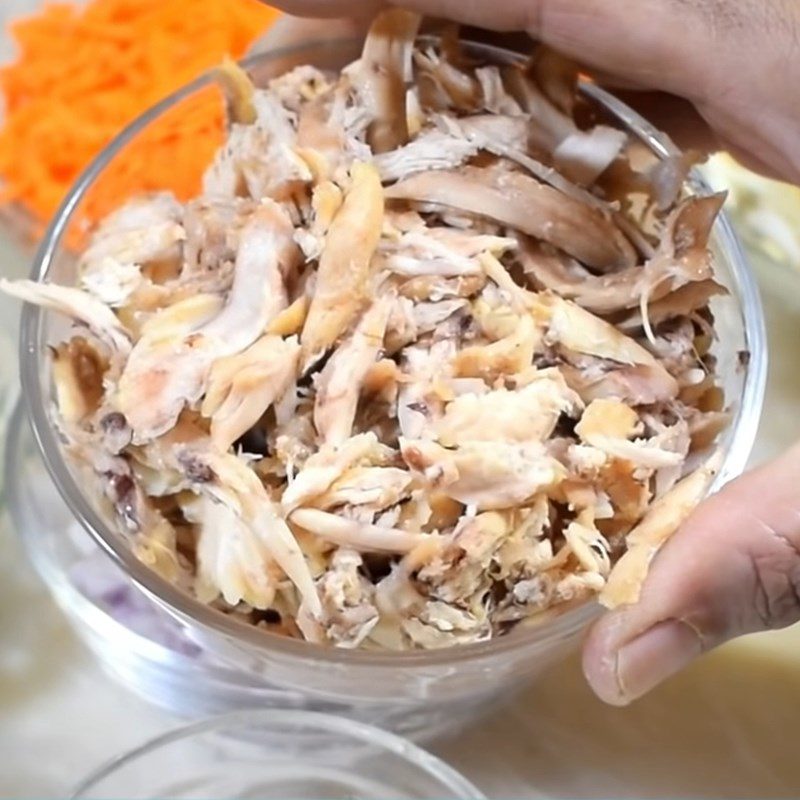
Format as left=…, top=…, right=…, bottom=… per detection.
left=1, top=12, right=732, bottom=650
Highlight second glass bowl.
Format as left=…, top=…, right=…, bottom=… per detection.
left=70, top=709, right=486, bottom=800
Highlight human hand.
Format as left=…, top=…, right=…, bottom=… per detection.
left=583, top=444, right=800, bottom=704
left=259, top=0, right=800, bottom=182
left=258, top=0, right=800, bottom=705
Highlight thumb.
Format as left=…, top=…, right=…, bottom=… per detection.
left=583, top=442, right=800, bottom=706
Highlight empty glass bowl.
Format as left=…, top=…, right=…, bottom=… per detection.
left=14, top=38, right=767, bottom=736
left=70, top=709, right=486, bottom=800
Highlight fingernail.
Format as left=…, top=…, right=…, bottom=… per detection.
left=615, top=620, right=702, bottom=703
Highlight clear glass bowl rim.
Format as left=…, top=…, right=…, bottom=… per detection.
left=69, top=707, right=487, bottom=799
left=18, top=37, right=767, bottom=669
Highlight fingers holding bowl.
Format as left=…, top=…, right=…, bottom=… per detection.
left=583, top=445, right=800, bottom=706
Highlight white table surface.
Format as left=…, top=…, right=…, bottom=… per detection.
left=2, top=4, right=800, bottom=797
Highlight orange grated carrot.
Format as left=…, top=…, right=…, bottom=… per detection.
left=0, top=0, right=279, bottom=240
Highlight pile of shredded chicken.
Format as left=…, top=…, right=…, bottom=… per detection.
left=1, top=11, right=732, bottom=650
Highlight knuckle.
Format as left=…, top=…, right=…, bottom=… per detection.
left=749, top=541, right=800, bottom=630
left=524, top=1, right=544, bottom=35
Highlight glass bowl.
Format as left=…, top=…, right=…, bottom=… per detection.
left=70, top=709, right=486, bottom=799
left=16, top=38, right=767, bottom=734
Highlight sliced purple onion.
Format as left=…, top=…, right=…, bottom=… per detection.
left=70, top=551, right=203, bottom=657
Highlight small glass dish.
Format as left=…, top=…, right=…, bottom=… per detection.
left=15, top=38, right=768, bottom=735
left=70, top=709, right=486, bottom=800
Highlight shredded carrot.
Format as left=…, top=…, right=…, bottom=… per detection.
left=0, top=0, right=279, bottom=240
